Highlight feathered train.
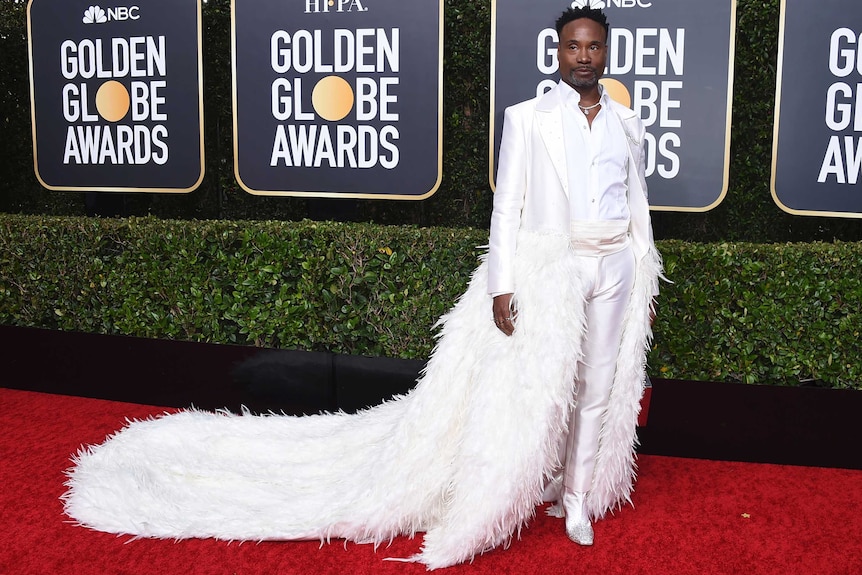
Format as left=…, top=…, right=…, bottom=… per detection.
left=63, top=230, right=661, bottom=569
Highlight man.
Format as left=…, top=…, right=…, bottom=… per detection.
left=62, top=5, right=661, bottom=569
left=489, top=6, right=661, bottom=545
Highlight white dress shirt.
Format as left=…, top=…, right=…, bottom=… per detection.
left=559, top=81, right=630, bottom=222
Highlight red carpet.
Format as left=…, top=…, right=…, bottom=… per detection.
left=2, top=387, right=860, bottom=575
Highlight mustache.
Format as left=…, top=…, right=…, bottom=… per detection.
left=567, top=66, right=599, bottom=88
left=568, top=66, right=598, bottom=80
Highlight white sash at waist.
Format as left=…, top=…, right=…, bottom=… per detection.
left=569, top=220, right=631, bottom=256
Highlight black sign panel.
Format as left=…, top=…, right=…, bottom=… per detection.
left=491, top=0, right=736, bottom=211
left=27, top=0, right=204, bottom=192
left=772, top=0, right=862, bottom=218
left=232, top=0, right=443, bottom=199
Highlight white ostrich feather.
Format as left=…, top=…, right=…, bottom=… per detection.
left=63, top=230, right=659, bottom=569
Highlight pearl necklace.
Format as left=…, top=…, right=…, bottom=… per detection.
left=578, top=101, right=601, bottom=115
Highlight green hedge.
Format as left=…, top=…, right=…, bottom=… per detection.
left=654, top=240, right=861, bottom=388
left=1, top=215, right=859, bottom=390
left=0, top=214, right=483, bottom=358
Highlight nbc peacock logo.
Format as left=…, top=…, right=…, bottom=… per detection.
left=570, top=0, right=653, bottom=9
left=570, top=0, right=605, bottom=8
left=82, top=4, right=141, bottom=23
left=83, top=5, right=107, bottom=24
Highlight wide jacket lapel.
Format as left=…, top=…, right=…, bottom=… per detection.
left=535, top=86, right=569, bottom=197
left=610, top=104, right=651, bottom=260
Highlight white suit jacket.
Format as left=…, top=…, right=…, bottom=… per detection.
left=488, top=82, right=655, bottom=295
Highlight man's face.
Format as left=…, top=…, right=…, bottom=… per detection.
left=557, top=18, right=607, bottom=90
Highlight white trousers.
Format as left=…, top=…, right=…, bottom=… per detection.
left=563, top=240, right=635, bottom=494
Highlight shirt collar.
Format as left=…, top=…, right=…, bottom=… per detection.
left=558, top=79, right=610, bottom=109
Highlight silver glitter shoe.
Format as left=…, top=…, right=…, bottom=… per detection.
left=563, top=491, right=594, bottom=546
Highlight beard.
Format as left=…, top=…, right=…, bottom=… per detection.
left=566, top=66, right=599, bottom=89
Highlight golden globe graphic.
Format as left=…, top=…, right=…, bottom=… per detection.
left=265, top=26, right=402, bottom=172
left=58, top=35, right=169, bottom=166
left=95, top=80, right=131, bottom=122
left=312, top=76, right=355, bottom=122
left=233, top=0, right=443, bottom=198
left=28, top=0, right=204, bottom=192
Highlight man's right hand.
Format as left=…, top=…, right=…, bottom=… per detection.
left=492, top=293, right=517, bottom=336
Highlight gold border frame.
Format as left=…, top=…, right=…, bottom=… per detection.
left=769, top=0, right=862, bottom=219
left=231, top=1, right=444, bottom=200
left=26, top=0, right=206, bottom=194
left=488, top=0, right=738, bottom=214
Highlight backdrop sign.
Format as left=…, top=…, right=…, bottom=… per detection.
left=232, top=0, right=443, bottom=199
left=490, top=0, right=736, bottom=211
left=27, top=0, right=204, bottom=192
left=772, top=0, right=862, bottom=218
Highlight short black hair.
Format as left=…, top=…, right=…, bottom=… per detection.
left=555, top=7, right=609, bottom=40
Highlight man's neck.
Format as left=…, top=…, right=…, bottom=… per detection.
left=574, top=85, right=601, bottom=106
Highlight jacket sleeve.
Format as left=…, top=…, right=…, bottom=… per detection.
left=630, top=115, right=662, bottom=298
left=487, top=105, right=528, bottom=296
left=633, top=118, right=649, bottom=201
